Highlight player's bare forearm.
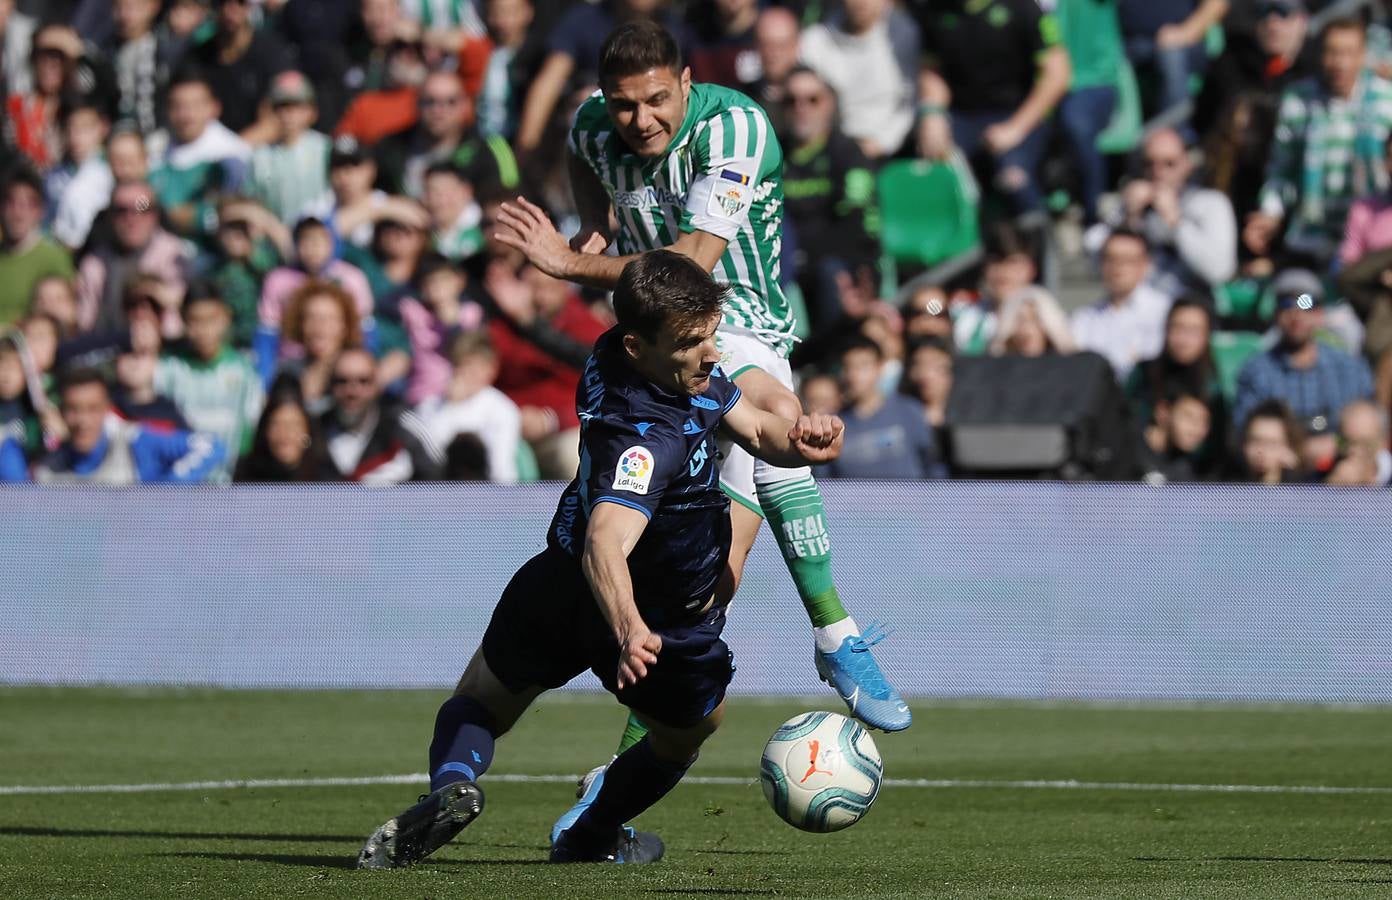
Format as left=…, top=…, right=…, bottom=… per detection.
left=567, top=151, right=614, bottom=250
left=722, top=397, right=844, bottom=467
left=494, top=197, right=730, bottom=290
left=582, top=502, right=662, bottom=687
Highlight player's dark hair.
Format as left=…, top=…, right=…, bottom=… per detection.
left=613, top=250, right=726, bottom=343
left=599, top=20, right=683, bottom=86
left=56, top=366, right=110, bottom=398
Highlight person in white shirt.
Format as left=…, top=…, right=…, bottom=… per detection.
left=45, top=99, right=114, bottom=250
left=1071, top=228, right=1174, bottom=380
left=418, top=330, right=521, bottom=483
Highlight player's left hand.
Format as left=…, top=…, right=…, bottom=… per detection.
left=789, top=414, right=844, bottom=464
left=617, top=625, right=663, bottom=689
left=493, top=197, right=575, bottom=280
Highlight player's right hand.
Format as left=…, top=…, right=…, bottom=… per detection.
left=789, top=414, right=844, bottom=464
left=617, top=625, right=662, bottom=690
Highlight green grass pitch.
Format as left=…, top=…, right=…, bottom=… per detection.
left=1, top=688, right=1390, bottom=899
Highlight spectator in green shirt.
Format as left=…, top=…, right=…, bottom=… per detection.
left=0, top=167, right=75, bottom=328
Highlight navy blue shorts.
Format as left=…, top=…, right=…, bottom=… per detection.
left=480, top=547, right=734, bottom=729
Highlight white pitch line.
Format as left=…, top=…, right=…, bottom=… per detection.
left=2, top=774, right=1392, bottom=797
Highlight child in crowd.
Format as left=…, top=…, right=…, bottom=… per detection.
left=248, top=72, right=332, bottom=224
left=417, top=330, right=520, bottom=483
left=1137, top=388, right=1215, bottom=483
left=45, top=98, right=113, bottom=250
left=395, top=253, right=484, bottom=406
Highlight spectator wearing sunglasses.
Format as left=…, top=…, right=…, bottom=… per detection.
left=76, top=180, right=187, bottom=335
left=321, top=346, right=442, bottom=483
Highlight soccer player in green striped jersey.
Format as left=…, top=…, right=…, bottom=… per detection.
left=493, top=20, right=910, bottom=845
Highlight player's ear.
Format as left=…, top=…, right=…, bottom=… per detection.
left=621, top=332, right=643, bottom=362
left=680, top=67, right=691, bottom=98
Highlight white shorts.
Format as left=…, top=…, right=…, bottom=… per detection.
left=716, top=324, right=794, bottom=515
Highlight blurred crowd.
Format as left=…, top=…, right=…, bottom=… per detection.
left=2, top=0, right=1391, bottom=487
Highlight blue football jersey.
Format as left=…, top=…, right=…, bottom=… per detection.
left=548, top=329, right=742, bottom=623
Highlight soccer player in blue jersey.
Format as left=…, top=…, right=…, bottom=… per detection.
left=356, top=251, right=844, bottom=868
left=495, top=21, right=909, bottom=839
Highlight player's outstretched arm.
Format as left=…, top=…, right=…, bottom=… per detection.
left=494, top=196, right=730, bottom=291
left=582, top=501, right=663, bottom=689
left=720, top=396, right=844, bottom=468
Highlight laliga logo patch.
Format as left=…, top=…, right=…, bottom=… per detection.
left=613, top=445, right=654, bottom=494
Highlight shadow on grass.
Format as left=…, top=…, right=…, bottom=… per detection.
left=643, top=890, right=780, bottom=896
left=1134, top=856, right=1392, bottom=866
left=157, top=851, right=551, bottom=868
left=1, top=825, right=550, bottom=854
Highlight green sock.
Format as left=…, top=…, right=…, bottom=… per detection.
left=615, top=712, right=648, bottom=755
left=756, top=474, right=848, bottom=628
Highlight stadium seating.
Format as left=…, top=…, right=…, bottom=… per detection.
left=876, top=157, right=982, bottom=291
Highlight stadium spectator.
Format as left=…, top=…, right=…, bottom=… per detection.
left=30, top=366, right=224, bottom=484
left=0, top=167, right=74, bottom=327
left=0, top=420, right=25, bottom=479
left=900, top=284, right=954, bottom=343
left=1094, top=127, right=1237, bottom=296
left=392, top=253, right=485, bottom=405
left=989, top=287, right=1076, bottom=358
left=184, top=0, right=293, bottom=143
left=1127, top=295, right=1230, bottom=466
left=1193, top=0, right=1314, bottom=150
left=233, top=382, right=340, bottom=481
left=686, top=0, right=760, bottom=92
left=112, top=344, right=189, bottom=433
left=748, top=6, right=800, bottom=137
left=321, top=346, right=441, bottom=483
left=1233, top=397, right=1305, bottom=482
left=902, top=336, right=953, bottom=431
left=106, top=127, right=150, bottom=186
left=1135, top=385, right=1215, bottom=483
left=17, top=313, right=59, bottom=389
left=44, top=98, right=113, bottom=251
left=423, top=161, right=485, bottom=262
left=336, top=38, right=428, bottom=146
left=203, top=197, right=287, bottom=349
left=1071, top=229, right=1174, bottom=380
left=300, top=138, right=423, bottom=251
left=273, top=279, right=366, bottom=413
left=374, top=71, right=519, bottom=200
left=29, top=275, right=80, bottom=339
left=471, top=0, right=546, bottom=141
left=953, top=222, right=1044, bottom=356
left=358, top=206, right=433, bottom=308
left=800, top=0, right=916, bottom=159
left=0, top=333, right=40, bottom=454
left=1055, top=0, right=1125, bottom=227
left=76, top=180, right=186, bottom=336
left=800, top=371, right=841, bottom=417
left=1116, top=0, right=1228, bottom=135
left=344, top=0, right=414, bottom=96
left=513, top=0, right=689, bottom=158
left=156, top=287, right=265, bottom=482
left=256, top=217, right=375, bottom=377
left=147, top=73, right=252, bottom=240
left=6, top=25, right=93, bottom=172
left=107, top=0, right=182, bottom=137
left=780, top=66, right=879, bottom=331
left=824, top=335, right=946, bottom=479
left=396, top=0, right=486, bottom=58
left=246, top=72, right=333, bottom=225
left=1245, top=18, right=1392, bottom=268
left=418, top=330, right=520, bottom=482
left=0, top=0, right=36, bottom=100
left=56, top=276, right=165, bottom=372
left=915, top=0, right=1071, bottom=218
left=1233, top=268, right=1374, bottom=435
left=486, top=260, right=606, bottom=479
left=1325, top=398, right=1392, bottom=487
left=1336, top=159, right=1392, bottom=412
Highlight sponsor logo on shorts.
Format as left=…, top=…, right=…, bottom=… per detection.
left=612, top=445, right=655, bottom=494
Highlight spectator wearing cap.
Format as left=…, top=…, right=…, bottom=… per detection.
left=1070, top=229, right=1174, bottom=381
left=1326, top=398, right=1392, bottom=487
left=374, top=70, right=520, bottom=200
left=156, top=285, right=265, bottom=482
left=44, top=98, right=113, bottom=251
left=1092, top=127, right=1236, bottom=298
left=801, top=0, right=918, bottom=160
left=0, top=167, right=75, bottom=327
left=824, top=335, right=947, bottom=479
left=466, top=0, right=546, bottom=141
left=321, top=347, right=442, bottom=483
left=335, top=38, right=427, bottom=147
left=914, top=0, right=1071, bottom=219
left=184, top=0, right=292, bottom=144
left=1245, top=18, right=1392, bottom=268
left=76, top=180, right=186, bottom=336
left=1232, top=268, right=1374, bottom=435
left=147, top=72, right=252, bottom=240
left=247, top=72, right=332, bottom=224
left=780, top=66, right=880, bottom=333
left=1115, top=0, right=1228, bottom=136
left=29, top=366, right=225, bottom=485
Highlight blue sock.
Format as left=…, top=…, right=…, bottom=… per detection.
left=428, top=695, right=497, bottom=792
left=564, top=737, right=692, bottom=852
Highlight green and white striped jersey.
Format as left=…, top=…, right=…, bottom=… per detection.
left=569, top=82, right=796, bottom=355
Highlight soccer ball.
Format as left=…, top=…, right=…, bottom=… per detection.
left=759, top=711, right=883, bottom=833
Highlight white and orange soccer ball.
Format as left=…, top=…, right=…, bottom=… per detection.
left=759, top=711, right=883, bottom=833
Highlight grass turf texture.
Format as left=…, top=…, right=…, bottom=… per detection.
left=1, top=689, right=1390, bottom=899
